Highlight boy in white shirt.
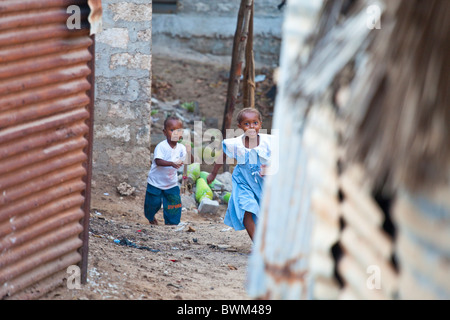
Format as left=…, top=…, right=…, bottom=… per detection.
left=144, top=116, right=187, bottom=225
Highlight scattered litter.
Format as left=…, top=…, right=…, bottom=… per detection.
left=175, top=222, right=188, bottom=232
left=94, top=210, right=102, bottom=216
left=113, top=237, right=160, bottom=253
left=103, top=192, right=109, bottom=196
left=255, top=74, right=266, bottom=82
left=227, top=265, right=238, bottom=270
left=186, top=226, right=196, bottom=232
left=208, top=243, right=237, bottom=252
left=220, top=227, right=232, bottom=232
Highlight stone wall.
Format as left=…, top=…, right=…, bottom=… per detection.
left=153, top=0, right=284, bottom=67
left=93, top=0, right=152, bottom=191
left=91, top=0, right=283, bottom=192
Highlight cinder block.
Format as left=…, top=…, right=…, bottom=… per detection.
left=198, top=198, right=220, bottom=214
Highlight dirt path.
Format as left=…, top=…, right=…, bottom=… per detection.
left=43, top=186, right=253, bottom=300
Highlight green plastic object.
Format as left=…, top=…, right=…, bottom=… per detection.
left=199, top=171, right=223, bottom=189
left=187, top=163, right=200, bottom=182
left=195, top=178, right=213, bottom=203
left=222, top=192, right=231, bottom=204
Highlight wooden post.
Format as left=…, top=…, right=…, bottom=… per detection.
left=182, top=164, right=187, bottom=194
left=243, top=1, right=255, bottom=109
left=221, top=0, right=254, bottom=171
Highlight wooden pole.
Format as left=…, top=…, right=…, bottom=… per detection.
left=243, top=1, right=255, bottom=109
left=182, top=164, right=187, bottom=194
left=221, top=0, right=254, bottom=171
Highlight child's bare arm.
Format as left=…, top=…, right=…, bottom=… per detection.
left=155, top=158, right=183, bottom=169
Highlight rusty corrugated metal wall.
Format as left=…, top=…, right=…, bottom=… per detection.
left=0, top=0, right=98, bottom=299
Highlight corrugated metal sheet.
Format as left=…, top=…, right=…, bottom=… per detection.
left=393, top=190, right=450, bottom=299
left=248, top=0, right=449, bottom=300
left=337, top=165, right=398, bottom=299
left=246, top=0, right=325, bottom=300
left=0, top=0, right=95, bottom=299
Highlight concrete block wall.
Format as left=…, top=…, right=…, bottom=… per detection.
left=93, top=0, right=152, bottom=190
left=153, top=0, right=284, bottom=67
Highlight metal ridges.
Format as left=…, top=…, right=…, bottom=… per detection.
left=0, top=0, right=93, bottom=299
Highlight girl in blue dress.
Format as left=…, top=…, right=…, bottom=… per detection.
left=207, top=108, right=273, bottom=241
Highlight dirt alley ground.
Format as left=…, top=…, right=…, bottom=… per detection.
left=41, top=54, right=275, bottom=300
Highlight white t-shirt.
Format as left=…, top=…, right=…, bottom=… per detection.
left=147, top=140, right=187, bottom=190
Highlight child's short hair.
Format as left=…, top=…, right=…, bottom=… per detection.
left=236, top=108, right=263, bottom=123
left=164, top=115, right=182, bottom=129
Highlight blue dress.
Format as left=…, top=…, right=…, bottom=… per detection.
left=222, top=134, right=273, bottom=231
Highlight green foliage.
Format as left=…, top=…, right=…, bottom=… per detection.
left=181, top=101, right=195, bottom=113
